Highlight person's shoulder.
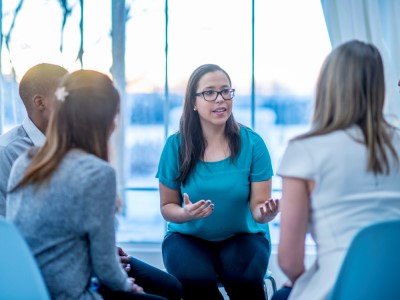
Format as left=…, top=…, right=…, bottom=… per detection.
left=10, top=150, right=32, bottom=169
left=389, top=125, right=400, bottom=141
left=0, top=126, right=33, bottom=165
left=287, top=135, right=318, bottom=151
left=0, top=125, right=31, bottom=149
left=8, top=150, right=33, bottom=184
left=166, top=131, right=181, bottom=142
left=293, top=128, right=350, bottom=144
left=64, top=150, right=114, bottom=177
left=0, top=125, right=22, bottom=143
left=165, top=131, right=181, bottom=148
left=239, top=124, right=259, bottom=136
left=58, top=151, right=116, bottom=196
left=380, top=126, right=400, bottom=153
left=239, top=124, right=264, bottom=143
left=286, top=129, right=350, bottom=156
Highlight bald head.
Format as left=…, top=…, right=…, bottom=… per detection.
left=19, top=63, right=68, bottom=110
left=19, top=63, right=68, bottom=132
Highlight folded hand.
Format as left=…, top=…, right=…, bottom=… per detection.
left=118, top=246, right=131, bottom=272
left=128, top=277, right=145, bottom=294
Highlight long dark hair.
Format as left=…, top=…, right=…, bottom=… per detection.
left=13, top=70, right=120, bottom=190
left=297, top=40, right=398, bottom=174
left=178, top=64, right=240, bottom=183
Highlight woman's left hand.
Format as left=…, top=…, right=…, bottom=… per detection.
left=117, top=246, right=132, bottom=272
left=259, top=198, right=280, bottom=222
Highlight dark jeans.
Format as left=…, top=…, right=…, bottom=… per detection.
left=99, top=256, right=183, bottom=300
left=271, top=287, right=292, bottom=300
left=162, top=232, right=270, bottom=300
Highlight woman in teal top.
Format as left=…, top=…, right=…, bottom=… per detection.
left=157, top=64, right=279, bottom=300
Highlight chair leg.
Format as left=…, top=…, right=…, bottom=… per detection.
left=264, top=281, right=269, bottom=299
left=264, top=273, right=277, bottom=299
left=267, top=275, right=277, bottom=293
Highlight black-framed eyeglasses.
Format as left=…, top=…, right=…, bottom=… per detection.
left=195, top=89, right=235, bottom=102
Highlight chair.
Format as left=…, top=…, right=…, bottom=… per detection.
left=330, top=219, right=400, bottom=300
left=264, top=269, right=277, bottom=299
left=0, top=218, right=50, bottom=300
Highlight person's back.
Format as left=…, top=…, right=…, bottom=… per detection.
left=6, top=70, right=135, bottom=300
left=0, top=63, right=67, bottom=216
left=277, top=125, right=400, bottom=300
left=302, top=126, right=400, bottom=248
left=7, top=150, right=125, bottom=300
left=274, top=40, right=400, bottom=300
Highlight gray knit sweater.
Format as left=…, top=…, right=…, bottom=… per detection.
left=6, top=149, right=131, bottom=300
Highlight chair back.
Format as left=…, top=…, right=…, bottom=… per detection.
left=330, top=219, right=400, bottom=300
left=0, top=217, right=50, bottom=300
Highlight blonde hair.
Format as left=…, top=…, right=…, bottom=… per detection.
left=298, top=40, right=398, bottom=174
left=13, top=70, right=120, bottom=190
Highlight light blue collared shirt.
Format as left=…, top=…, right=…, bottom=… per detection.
left=22, top=117, right=45, bottom=146
left=0, top=117, right=45, bottom=216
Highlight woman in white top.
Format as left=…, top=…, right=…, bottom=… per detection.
left=272, top=40, right=400, bottom=300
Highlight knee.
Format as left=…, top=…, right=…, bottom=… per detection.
left=271, top=287, right=292, bottom=300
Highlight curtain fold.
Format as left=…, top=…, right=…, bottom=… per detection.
left=321, top=0, right=400, bottom=126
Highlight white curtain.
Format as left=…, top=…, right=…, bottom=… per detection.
left=320, top=0, right=400, bottom=126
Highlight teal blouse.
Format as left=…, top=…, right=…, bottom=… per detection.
left=156, top=125, right=274, bottom=242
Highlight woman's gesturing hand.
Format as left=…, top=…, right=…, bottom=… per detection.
left=183, top=193, right=214, bottom=220
left=259, top=198, right=280, bottom=222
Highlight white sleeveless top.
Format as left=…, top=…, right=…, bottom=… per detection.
left=277, top=125, right=400, bottom=300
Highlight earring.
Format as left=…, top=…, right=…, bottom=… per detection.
left=193, top=107, right=197, bottom=111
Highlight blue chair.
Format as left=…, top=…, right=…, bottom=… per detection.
left=264, top=270, right=278, bottom=299
left=330, top=219, right=400, bottom=300
left=0, top=217, right=50, bottom=300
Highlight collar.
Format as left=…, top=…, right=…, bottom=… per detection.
left=22, top=117, right=46, bottom=147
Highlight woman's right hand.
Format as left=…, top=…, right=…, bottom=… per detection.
left=183, top=193, right=214, bottom=220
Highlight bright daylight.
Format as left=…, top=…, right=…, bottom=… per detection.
left=1, top=1, right=399, bottom=300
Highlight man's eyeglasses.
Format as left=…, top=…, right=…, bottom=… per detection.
left=195, top=89, right=235, bottom=102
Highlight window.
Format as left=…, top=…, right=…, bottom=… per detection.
left=0, top=0, right=112, bottom=131
left=120, top=0, right=331, bottom=243
left=0, top=0, right=330, bottom=245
